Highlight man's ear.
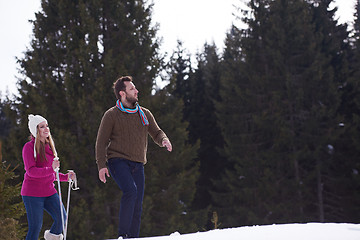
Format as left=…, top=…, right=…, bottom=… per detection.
left=119, top=90, right=125, bottom=99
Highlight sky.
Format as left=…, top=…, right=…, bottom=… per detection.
left=105, top=223, right=360, bottom=240
left=0, top=0, right=357, bottom=98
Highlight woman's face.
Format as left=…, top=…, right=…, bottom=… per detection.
left=37, top=121, right=50, bottom=141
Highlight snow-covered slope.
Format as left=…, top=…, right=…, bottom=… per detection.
left=107, top=223, right=360, bottom=240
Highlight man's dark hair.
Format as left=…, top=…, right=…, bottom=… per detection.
left=113, top=76, right=133, bottom=99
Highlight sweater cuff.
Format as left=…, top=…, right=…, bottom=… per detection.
left=97, top=161, right=107, bottom=171
left=59, top=173, right=69, bottom=182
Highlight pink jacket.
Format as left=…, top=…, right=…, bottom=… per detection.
left=21, top=138, right=68, bottom=197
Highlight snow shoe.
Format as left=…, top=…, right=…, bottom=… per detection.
left=44, top=230, right=64, bottom=240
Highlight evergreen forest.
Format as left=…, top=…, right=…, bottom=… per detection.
left=0, top=0, right=359, bottom=239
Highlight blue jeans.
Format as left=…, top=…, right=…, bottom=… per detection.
left=22, top=193, right=66, bottom=240
left=108, top=158, right=145, bottom=238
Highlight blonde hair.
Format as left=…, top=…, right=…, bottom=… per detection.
left=33, top=127, right=58, bottom=161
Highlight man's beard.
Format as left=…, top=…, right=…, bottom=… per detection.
left=126, top=95, right=138, bottom=106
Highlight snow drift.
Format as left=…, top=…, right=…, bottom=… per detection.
left=107, top=223, right=360, bottom=240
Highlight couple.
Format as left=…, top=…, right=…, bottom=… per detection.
left=21, top=76, right=172, bottom=240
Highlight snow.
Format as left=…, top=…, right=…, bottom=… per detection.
left=106, top=223, right=360, bottom=240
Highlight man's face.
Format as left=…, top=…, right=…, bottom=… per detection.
left=121, top=81, right=139, bottom=104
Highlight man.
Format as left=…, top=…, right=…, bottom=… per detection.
left=95, top=76, right=172, bottom=239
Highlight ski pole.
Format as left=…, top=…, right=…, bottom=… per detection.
left=51, top=137, right=67, bottom=237
left=64, top=179, right=71, bottom=240
left=54, top=161, right=66, bottom=236
left=64, top=170, right=79, bottom=240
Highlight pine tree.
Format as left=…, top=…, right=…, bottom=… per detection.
left=3, top=0, right=161, bottom=239
left=141, top=89, right=201, bottom=235
left=2, top=0, right=205, bottom=238
left=165, top=40, right=193, bottom=108
left=138, top=42, right=206, bottom=235
left=164, top=41, right=226, bottom=226
left=214, top=0, right=349, bottom=227
left=0, top=98, right=11, bottom=140
left=334, top=0, right=360, bottom=222
left=0, top=160, right=26, bottom=240
left=0, top=98, right=24, bottom=238
left=185, top=44, right=226, bottom=216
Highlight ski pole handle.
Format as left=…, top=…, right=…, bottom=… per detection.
left=53, top=157, right=60, bottom=172
left=67, top=170, right=79, bottom=190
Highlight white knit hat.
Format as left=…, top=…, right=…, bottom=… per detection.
left=28, top=114, right=48, bottom=158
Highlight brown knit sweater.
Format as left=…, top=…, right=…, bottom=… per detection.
left=95, top=105, right=169, bottom=170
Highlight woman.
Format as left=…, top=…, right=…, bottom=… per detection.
left=21, top=114, right=76, bottom=240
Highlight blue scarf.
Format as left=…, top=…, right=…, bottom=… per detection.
left=116, top=100, right=149, bottom=126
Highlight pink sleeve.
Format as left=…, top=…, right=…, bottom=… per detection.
left=59, top=173, right=69, bottom=182
left=22, top=142, right=54, bottom=178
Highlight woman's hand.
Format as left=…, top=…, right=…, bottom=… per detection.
left=68, top=171, right=76, bottom=181
left=52, top=158, right=60, bottom=171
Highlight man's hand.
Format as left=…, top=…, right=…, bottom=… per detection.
left=162, top=138, right=172, bottom=152
left=99, top=168, right=110, bottom=183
